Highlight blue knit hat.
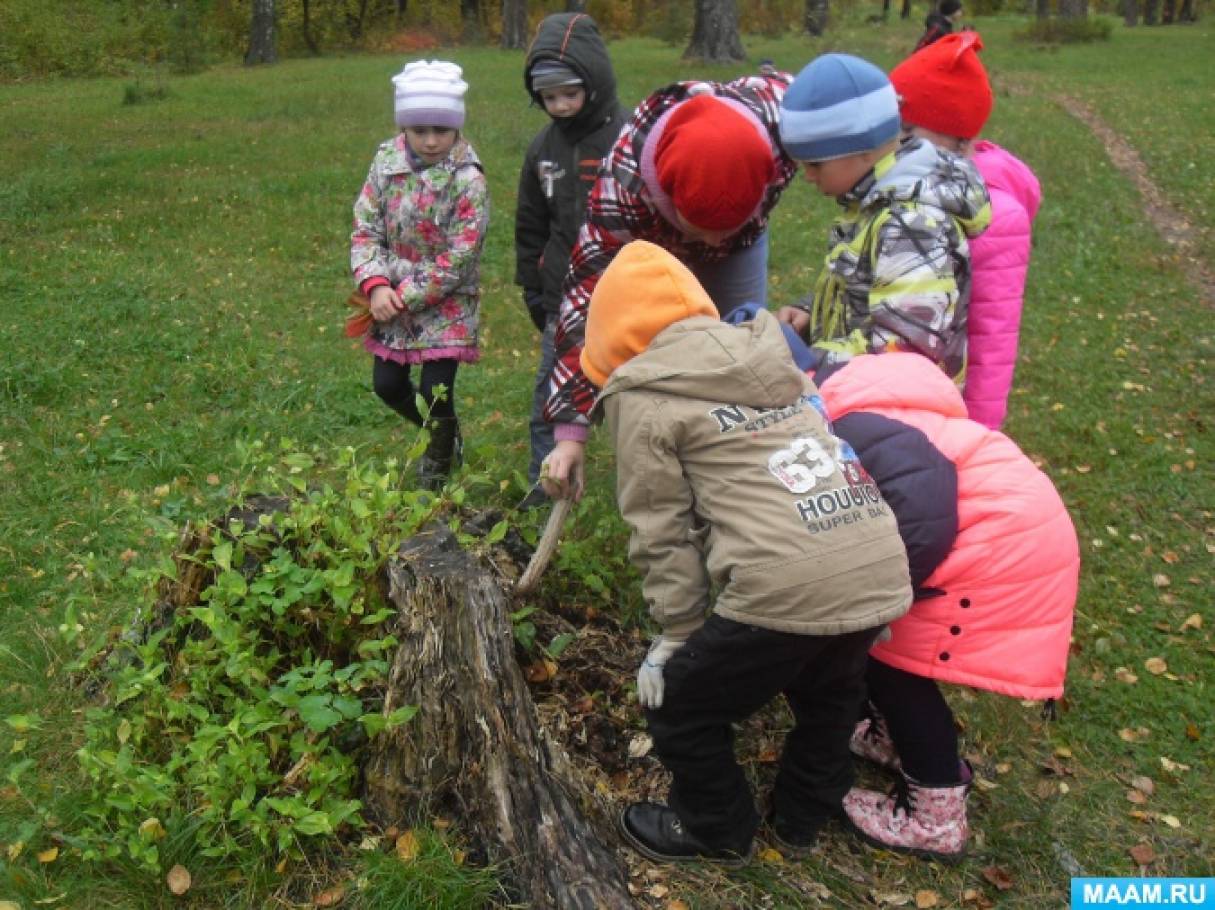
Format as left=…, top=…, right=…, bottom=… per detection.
left=779, top=53, right=900, bottom=162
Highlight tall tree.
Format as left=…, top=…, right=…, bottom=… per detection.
left=1059, top=0, right=1087, bottom=17
left=805, top=0, right=829, bottom=35
left=245, top=0, right=277, bottom=65
left=685, top=0, right=745, bottom=62
left=1143, top=0, right=1159, bottom=22
left=501, top=0, right=528, bottom=48
left=461, top=0, right=484, bottom=40
left=1123, top=0, right=1139, bottom=25
left=301, top=0, right=319, bottom=55
left=1036, top=0, right=1051, bottom=18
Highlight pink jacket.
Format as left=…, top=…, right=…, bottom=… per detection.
left=819, top=353, right=1078, bottom=700
left=963, top=141, right=1041, bottom=430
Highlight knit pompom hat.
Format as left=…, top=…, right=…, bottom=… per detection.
left=393, top=59, right=468, bottom=130
left=581, top=240, right=718, bottom=387
left=890, top=32, right=992, bottom=140
left=779, top=53, right=900, bottom=162
left=654, top=95, right=776, bottom=232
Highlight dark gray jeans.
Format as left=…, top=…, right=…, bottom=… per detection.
left=528, top=317, right=557, bottom=484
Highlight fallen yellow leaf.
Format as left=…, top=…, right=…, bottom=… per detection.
left=314, top=883, right=346, bottom=907
left=916, top=889, right=940, bottom=908
left=395, top=829, right=421, bottom=862
left=758, top=847, right=784, bottom=863
left=1144, top=657, right=1168, bottom=675
left=1180, top=613, right=1202, bottom=631
left=36, top=846, right=59, bottom=863
left=166, top=863, right=192, bottom=896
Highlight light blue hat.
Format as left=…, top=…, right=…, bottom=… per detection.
left=779, top=53, right=900, bottom=162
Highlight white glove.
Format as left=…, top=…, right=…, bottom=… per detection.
left=636, top=635, right=687, bottom=710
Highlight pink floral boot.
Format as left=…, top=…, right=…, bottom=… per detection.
left=850, top=714, right=902, bottom=772
left=843, top=764, right=971, bottom=863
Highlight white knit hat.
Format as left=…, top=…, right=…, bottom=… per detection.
left=393, top=60, right=468, bottom=130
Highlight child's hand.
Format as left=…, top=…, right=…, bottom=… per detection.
left=776, top=305, right=811, bottom=334
left=369, top=285, right=405, bottom=321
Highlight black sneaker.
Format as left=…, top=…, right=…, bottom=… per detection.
left=765, top=810, right=827, bottom=858
left=618, top=802, right=753, bottom=867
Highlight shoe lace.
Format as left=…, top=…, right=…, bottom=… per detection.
left=890, top=777, right=916, bottom=817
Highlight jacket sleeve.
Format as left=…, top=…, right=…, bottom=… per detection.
left=350, top=154, right=391, bottom=288
left=543, top=177, right=641, bottom=426
left=398, top=166, right=490, bottom=314
left=610, top=397, right=710, bottom=638
left=832, top=411, right=958, bottom=589
left=962, top=189, right=1032, bottom=430
left=514, top=140, right=550, bottom=294
left=866, top=206, right=963, bottom=367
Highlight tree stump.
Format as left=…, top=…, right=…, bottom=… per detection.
left=362, top=522, right=633, bottom=910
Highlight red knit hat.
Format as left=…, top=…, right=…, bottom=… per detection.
left=890, top=31, right=993, bottom=140
left=655, top=95, right=776, bottom=232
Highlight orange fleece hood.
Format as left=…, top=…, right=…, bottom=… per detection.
left=580, top=241, right=719, bottom=388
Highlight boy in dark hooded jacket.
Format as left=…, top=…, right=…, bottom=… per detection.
left=515, top=13, right=625, bottom=502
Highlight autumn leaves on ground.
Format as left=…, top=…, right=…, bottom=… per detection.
left=0, top=12, right=1212, bottom=910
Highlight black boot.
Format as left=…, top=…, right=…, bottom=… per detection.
left=416, top=418, right=461, bottom=491
left=618, top=802, right=753, bottom=866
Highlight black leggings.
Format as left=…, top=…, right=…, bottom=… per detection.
left=865, top=658, right=961, bottom=785
left=372, top=357, right=458, bottom=427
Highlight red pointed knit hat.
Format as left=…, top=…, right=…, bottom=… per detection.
left=890, top=31, right=993, bottom=140
left=655, top=94, right=775, bottom=232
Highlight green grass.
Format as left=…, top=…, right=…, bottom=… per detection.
left=1, top=15, right=1212, bottom=909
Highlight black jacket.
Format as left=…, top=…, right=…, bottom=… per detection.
left=515, top=13, right=626, bottom=315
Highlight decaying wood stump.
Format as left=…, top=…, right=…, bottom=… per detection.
left=362, top=521, right=633, bottom=910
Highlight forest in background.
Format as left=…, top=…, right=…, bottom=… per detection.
left=0, top=0, right=1202, bottom=81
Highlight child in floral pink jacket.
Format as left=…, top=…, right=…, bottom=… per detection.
left=351, top=59, right=490, bottom=488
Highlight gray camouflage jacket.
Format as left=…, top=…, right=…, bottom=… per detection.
left=803, top=137, right=991, bottom=378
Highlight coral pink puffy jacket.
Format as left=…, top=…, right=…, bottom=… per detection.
left=963, top=142, right=1041, bottom=430
left=819, top=353, right=1077, bottom=700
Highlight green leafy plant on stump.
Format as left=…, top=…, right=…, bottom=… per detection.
left=51, top=442, right=436, bottom=872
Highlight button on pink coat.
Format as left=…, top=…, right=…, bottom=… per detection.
left=819, top=352, right=1078, bottom=700
left=963, top=141, right=1042, bottom=430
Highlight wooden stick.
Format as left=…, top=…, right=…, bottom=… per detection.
left=515, top=496, right=573, bottom=596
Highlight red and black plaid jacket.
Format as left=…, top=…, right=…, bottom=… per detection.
left=543, top=71, right=797, bottom=427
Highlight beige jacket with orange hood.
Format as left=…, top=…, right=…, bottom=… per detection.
left=583, top=241, right=911, bottom=639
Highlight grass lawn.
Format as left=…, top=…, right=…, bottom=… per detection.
left=1, top=13, right=1212, bottom=909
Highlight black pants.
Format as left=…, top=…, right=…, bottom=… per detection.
left=645, top=615, right=880, bottom=851
left=372, top=357, right=458, bottom=427
left=865, top=657, right=960, bottom=785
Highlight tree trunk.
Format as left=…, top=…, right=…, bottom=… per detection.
left=685, top=0, right=746, bottom=62
left=1058, top=0, right=1087, bottom=16
left=244, top=0, right=277, bottom=65
left=902, top=0, right=912, bottom=18
left=1177, top=0, right=1194, bottom=21
left=301, top=0, right=319, bottom=55
left=1143, top=0, right=1159, bottom=22
left=1122, top=0, right=1138, bottom=25
left=396, top=0, right=408, bottom=21
left=1161, top=0, right=1175, bottom=21
left=500, top=0, right=529, bottom=48
left=461, top=0, right=484, bottom=40
left=805, top=0, right=830, bottom=34
left=1035, top=0, right=1050, bottom=19
left=363, top=523, right=633, bottom=910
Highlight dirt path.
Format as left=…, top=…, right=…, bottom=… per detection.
left=1053, top=92, right=1215, bottom=306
